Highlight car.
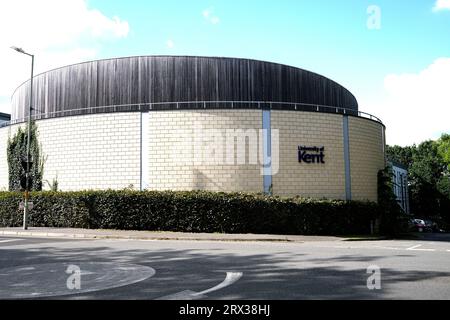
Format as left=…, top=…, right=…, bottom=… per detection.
left=411, top=219, right=426, bottom=232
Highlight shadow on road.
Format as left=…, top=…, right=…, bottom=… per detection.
left=394, top=233, right=450, bottom=242
left=1, top=240, right=449, bottom=300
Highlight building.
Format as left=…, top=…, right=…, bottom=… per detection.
left=0, top=56, right=386, bottom=201
left=0, top=113, right=10, bottom=126
left=390, top=161, right=410, bottom=213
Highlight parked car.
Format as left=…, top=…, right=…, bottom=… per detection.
left=410, top=219, right=426, bottom=232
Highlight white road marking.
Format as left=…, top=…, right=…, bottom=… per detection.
left=406, top=245, right=422, bottom=250
left=0, top=239, right=20, bottom=244
left=307, top=242, right=450, bottom=253
left=196, top=272, right=242, bottom=296
left=157, top=272, right=243, bottom=300
left=406, top=244, right=436, bottom=252
left=321, top=244, right=405, bottom=251
left=0, top=262, right=155, bottom=299
left=372, top=245, right=403, bottom=250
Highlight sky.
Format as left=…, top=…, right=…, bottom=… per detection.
left=0, top=0, right=449, bottom=146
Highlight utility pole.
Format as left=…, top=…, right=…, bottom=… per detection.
left=11, top=46, right=34, bottom=230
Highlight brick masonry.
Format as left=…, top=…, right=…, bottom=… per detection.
left=0, top=113, right=141, bottom=191
left=0, top=111, right=385, bottom=201
left=147, top=110, right=264, bottom=193
left=349, top=117, right=386, bottom=201
left=272, top=111, right=346, bottom=199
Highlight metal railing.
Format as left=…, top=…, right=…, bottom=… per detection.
left=0, top=101, right=383, bottom=128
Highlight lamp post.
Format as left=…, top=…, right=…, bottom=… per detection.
left=11, top=46, right=34, bottom=230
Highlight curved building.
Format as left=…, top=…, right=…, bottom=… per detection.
left=0, top=56, right=385, bottom=201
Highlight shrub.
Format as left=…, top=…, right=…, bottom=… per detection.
left=0, top=190, right=382, bottom=236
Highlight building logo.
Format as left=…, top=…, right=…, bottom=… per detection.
left=298, top=146, right=325, bottom=164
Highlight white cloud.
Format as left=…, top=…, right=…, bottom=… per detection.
left=0, top=0, right=129, bottom=114
left=365, top=58, right=450, bottom=146
left=210, top=17, right=220, bottom=25
left=166, top=39, right=175, bottom=49
left=202, top=9, right=211, bottom=18
left=202, top=8, right=220, bottom=25
left=433, top=0, right=450, bottom=11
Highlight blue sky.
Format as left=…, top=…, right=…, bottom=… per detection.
left=87, top=0, right=449, bottom=87
left=1, top=0, right=449, bottom=145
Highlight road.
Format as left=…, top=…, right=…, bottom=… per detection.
left=0, top=235, right=450, bottom=300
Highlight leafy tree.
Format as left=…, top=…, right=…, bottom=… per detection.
left=436, top=134, right=450, bottom=204
left=386, top=145, right=414, bottom=168
left=410, top=141, right=445, bottom=186
left=437, top=134, right=450, bottom=171
left=410, top=140, right=448, bottom=219
left=7, top=122, right=45, bottom=191
left=386, top=134, right=450, bottom=227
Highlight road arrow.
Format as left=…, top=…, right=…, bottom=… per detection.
left=157, top=272, right=243, bottom=300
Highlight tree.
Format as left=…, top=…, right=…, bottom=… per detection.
left=409, top=140, right=448, bottom=220
left=386, top=145, right=414, bottom=168
left=410, top=141, right=445, bottom=186
left=436, top=134, right=450, bottom=221
left=386, top=134, right=450, bottom=227
left=7, top=122, right=45, bottom=192
left=437, top=134, right=450, bottom=171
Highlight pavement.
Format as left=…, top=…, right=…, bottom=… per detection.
left=1, top=229, right=450, bottom=300
left=0, top=227, right=345, bottom=242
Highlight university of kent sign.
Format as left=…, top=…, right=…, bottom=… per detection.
left=298, top=146, right=325, bottom=164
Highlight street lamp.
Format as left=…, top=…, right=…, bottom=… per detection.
left=11, top=46, right=34, bottom=230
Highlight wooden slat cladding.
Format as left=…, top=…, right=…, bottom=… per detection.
left=11, top=56, right=358, bottom=121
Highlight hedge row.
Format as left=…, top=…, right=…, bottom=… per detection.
left=0, top=190, right=381, bottom=235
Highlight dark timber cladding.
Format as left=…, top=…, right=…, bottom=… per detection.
left=11, top=56, right=358, bottom=121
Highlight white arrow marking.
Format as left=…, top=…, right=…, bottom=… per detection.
left=195, top=272, right=242, bottom=296
left=157, top=272, right=243, bottom=300
left=406, top=244, right=435, bottom=252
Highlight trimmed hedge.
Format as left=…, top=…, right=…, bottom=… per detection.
left=0, top=190, right=381, bottom=235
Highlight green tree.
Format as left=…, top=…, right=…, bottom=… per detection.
left=386, top=145, right=414, bottom=168
left=410, top=141, right=445, bottom=186
left=437, top=134, right=450, bottom=170
left=7, top=122, right=45, bottom=191
left=436, top=134, right=450, bottom=219
left=386, top=135, right=450, bottom=226
left=409, top=140, right=447, bottom=219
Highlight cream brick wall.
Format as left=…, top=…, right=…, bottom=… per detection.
left=0, top=113, right=141, bottom=191
left=0, top=110, right=385, bottom=200
left=349, top=117, right=385, bottom=202
left=272, top=111, right=346, bottom=199
left=148, top=110, right=263, bottom=193
left=0, top=127, right=8, bottom=190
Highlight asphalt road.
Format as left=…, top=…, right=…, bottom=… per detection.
left=0, top=235, right=450, bottom=300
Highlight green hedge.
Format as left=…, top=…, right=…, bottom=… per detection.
left=0, top=190, right=381, bottom=235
